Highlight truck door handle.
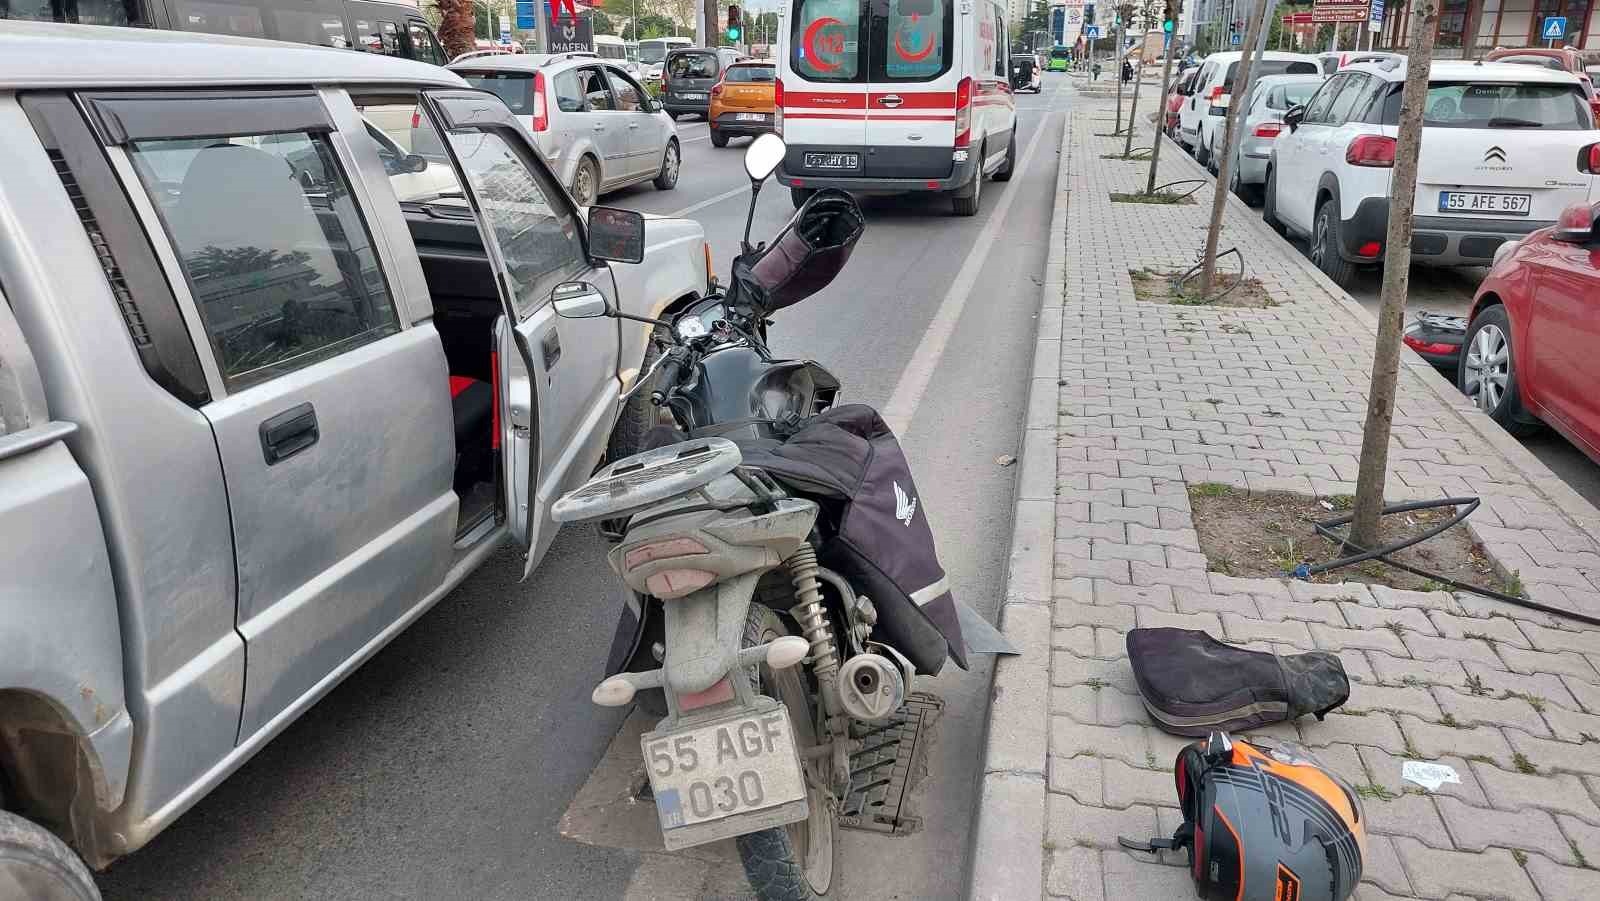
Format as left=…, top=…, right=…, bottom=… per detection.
left=259, top=402, right=318, bottom=465
left=628, top=122, right=640, bottom=129
left=876, top=94, right=903, bottom=108
left=541, top=329, right=562, bottom=369
left=594, top=123, right=606, bottom=131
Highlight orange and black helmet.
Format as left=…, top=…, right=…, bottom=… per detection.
left=1121, top=732, right=1366, bottom=901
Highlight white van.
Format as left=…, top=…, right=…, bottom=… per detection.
left=774, top=0, right=1019, bottom=215
left=594, top=33, right=642, bottom=77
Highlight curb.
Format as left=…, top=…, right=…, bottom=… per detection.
left=965, top=111, right=1071, bottom=901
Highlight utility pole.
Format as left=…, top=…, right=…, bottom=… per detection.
left=1147, top=0, right=1181, bottom=193
left=1348, top=0, right=1438, bottom=551
left=1196, top=0, right=1270, bottom=296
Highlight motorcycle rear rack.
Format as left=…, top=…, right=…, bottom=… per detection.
left=552, top=437, right=742, bottom=523
left=839, top=692, right=943, bottom=836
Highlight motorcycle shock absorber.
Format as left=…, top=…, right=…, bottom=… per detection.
left=785, top=545, right=842, bottom=716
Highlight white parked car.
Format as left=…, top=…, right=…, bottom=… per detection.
left=449, top=54, right=680, bottom=206
left=1264, top=59, right=1600, bottom=287
left=1179, top=50, right=1320, bottom=167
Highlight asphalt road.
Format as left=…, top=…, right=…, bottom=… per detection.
left=96, top=78, right=1069, bottom=900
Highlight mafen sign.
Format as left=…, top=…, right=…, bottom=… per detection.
left=548, top=12, right=594, bottom=52
left=1312, top=0, right=1369, bottom=23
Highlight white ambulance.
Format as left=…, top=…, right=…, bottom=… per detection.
left=774, top=0, right=1020, bottom=215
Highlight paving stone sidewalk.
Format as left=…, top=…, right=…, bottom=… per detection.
left=971, top=81, right=1600, bottom=901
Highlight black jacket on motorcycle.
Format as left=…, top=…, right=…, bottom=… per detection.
left=610, top=404, right=969, bottom=681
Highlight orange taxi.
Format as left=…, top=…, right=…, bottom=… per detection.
left=708, top=60, right=777, bottom=147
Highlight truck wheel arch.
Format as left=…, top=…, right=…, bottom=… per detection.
left=0, top=689, right=118, bottom=869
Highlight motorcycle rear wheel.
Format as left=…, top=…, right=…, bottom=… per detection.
left=737, top=604, right=837, bottom=900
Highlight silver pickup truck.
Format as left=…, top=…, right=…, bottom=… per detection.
left=0, top=23, right=707, bottom=897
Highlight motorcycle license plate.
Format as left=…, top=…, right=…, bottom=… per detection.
left=1438, top=191, right=1530, bottom=215
left=805, top=151, right=859, bottom=170
left=643, top=705, right=808, bottom=849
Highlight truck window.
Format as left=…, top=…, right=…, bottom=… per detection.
left=791, top=0, right=864, bottom=82
left=877, top=0, right=951, bottom=81
left=444, top=130, right=586, bottom=319
left=126, top=132, right=399, bottom=390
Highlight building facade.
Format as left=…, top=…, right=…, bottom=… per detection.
left=1376, top=0, right=1600, bottom=55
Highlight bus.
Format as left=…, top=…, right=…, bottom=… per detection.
left=594, top=32, right=641, bottom=76
left=0, top=0, right=449, bottom=65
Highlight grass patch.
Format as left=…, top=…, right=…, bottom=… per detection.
left=1504, top=691, right=1548, bottom=713
left=1505, top=569, right=1527, bottom=598
left=1513, top=849, right=1529, bottom=867
left=1354, top=782, right=1398, bottom=801
left=1191, top=482, right=1235, bottom=498
left=1463, top=753, right=1498, bottom=766
left=1465, top=674, right=1489, bottom=697
left=1084, top=677, right=1107, bottom=691
left=1573, top=839, right=1590, bottom=869
left=1439, top=712, right=1461, bottom=728
left=1188, top=490, right=1504, bottom=592
left=1513, top=752, right=1539, bottom=775
left=1111, top=190, right=1196, bottom=206
left=1130, top=267, right=1277, bottom=308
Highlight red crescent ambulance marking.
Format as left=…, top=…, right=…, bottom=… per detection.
left=802, top=17, right=846, bottom=72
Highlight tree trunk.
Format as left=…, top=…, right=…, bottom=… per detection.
left=1348, top=1, right=1439, bottom=551
left=436, top=0, right=475, bottom=59
left=1196, top=0, right=1271, bottom=296
left=1146, top=0, right=1181, bottom=194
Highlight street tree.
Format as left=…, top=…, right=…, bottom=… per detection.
left=1196, top=0, right=1270, bottom=296
left=1349, top=1, right=1440, bottom=551
left=1145, top=0, right=1182, bottom=190
left=434, top=0, right=474, bottom=59
left=1121, top=0, right=1162, bottom=156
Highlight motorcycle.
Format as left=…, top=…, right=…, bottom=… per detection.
left=548, top=135, right=978, bottom=899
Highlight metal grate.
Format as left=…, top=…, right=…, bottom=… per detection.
left=839, top=692, right=942, bottom=836
left=48, top=149, right=151, bottom=348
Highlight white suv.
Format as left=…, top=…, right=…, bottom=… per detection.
left=449, top=54, right=680, bottom=206
left=1264, top=59, right=1600, bottom=287
left=1178, top=50, right=1320, bottom=167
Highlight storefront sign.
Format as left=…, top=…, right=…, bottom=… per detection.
left=1312, top=0, right=1369, bottom=23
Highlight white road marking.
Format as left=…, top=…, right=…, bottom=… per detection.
left=680, top=134, right=711, bottom=144
left=880, top=81, right=1065, bottom=435
left=667, top=184, right=751, bottom=218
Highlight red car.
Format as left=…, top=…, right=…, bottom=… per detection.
left=1461, top=198, right=1600, bottom=460
left=1166, top=70, right=1196, bottom=137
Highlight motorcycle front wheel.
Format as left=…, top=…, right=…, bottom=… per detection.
left=737, top=604, right=838, bottom=900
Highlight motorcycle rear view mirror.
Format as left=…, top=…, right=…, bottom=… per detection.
left=587, top=206, right=646, bottom=264
left=744, top=133, right=786, bottom=185
left=551, top=282, right=612, bottom=319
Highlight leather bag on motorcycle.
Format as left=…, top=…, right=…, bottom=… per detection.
left=739, top=188, right=864, bottom=316
left=735, top=404, right=968, bottom=675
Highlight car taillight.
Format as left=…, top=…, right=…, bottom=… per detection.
left=1208, top=85, right=1226, bottom=100
left=532, top=70, right=548, bottom=132
left=1253, top=122, right=1283, bottom=138
left=411, top=109, right=421, bottom=129
left=1580, top=142, right=1600, bottom=174
left=712, top=77, right=724, bottom=97
left=1346, top=134, right=1396, bottom=167
left=774, top=78, right=784, bottom=134
left=1404, top=334, right=1460, bottom=355
left=955, top=76, right=973, bottom=148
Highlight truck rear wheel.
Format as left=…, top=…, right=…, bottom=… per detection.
left=952, top=142, right=983, bottom=216
left=0, top=811, right=100, bottom=901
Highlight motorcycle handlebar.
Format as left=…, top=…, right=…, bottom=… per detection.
left=650, top=348, right=689, bottom=406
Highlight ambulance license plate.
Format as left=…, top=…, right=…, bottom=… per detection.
left=805, top=152, right=859, bottom=170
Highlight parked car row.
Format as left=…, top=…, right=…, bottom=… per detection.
left=1180, top=50, right=1600, bottom=468
left=0, top=22, right=713, bottom=898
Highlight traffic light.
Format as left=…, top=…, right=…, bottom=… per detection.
left=726, top=4, right=741, bottom=40
left=1083, top=2, right=1094, bottom=24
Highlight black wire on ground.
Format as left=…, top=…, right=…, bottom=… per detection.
left=1300, top=496, right=1600, bottom=629
left=1175, top=246, right=1244, bottom=304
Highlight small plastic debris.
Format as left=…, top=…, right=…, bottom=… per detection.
left=1291, top=563, right=1311, bottom=580
left=1318, top=500, right=1334, bottom=511
left=1401, top=761, right=1461, bottom=792
left=996, top=455, right=1016, bottom=467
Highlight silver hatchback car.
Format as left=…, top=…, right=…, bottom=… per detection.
left=450, top=53, right=681, bottom=206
